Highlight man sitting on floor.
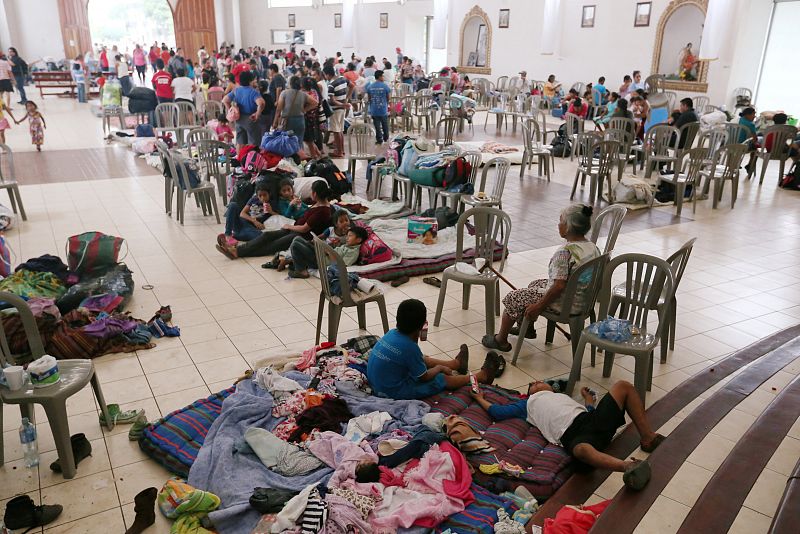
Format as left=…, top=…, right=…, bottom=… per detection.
left=471, top=379, right=665, bottom=490
left=367, top=298, right=501, bottom=400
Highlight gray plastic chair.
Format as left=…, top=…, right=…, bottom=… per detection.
left=0, top=292, right=113, bottom=479
left=312, top=235, right=389, bottom=344
left=567, top=253, right=676, bottom=402
left=643, top=124, right=679, bottom=178
left=750, top=124, right=797, bottom=185
left=0, top=144, right=27, bottom=221
left=673, top=121, right=701, bottom=163
left=435, top=117, right=460, bottom=150
left=724, top=122, right=750, bottom=145
left=201, top=100, right=225, bottom=124
left=437, top=150, right=482, bottom=212
left=731, top=87, right=752, bottom=110
left=699, top=143, right=747, bottom=209
left=410, top=93, right=435, bottom=132
left=609, top=238, right=696, bottom=365
left=658, top=147, right=707, bottom=215
left=155, top=103, right=179, bottom=129
left=571, top=82, right=586, bottom=95
left=693, top=96, right=709, bottom=113
left=521, top=120, right=552, bottom=181
left=571, top=134, right=618, bottom=204
left=346, top=122, right=377, bottom=186
left=698, top=127, right=729, bottom=168
left=603, top=127, right=635, bottom=182
left=459, top=157, right=511, bottom=211
left=171, top=151, right=220, bottom=225
left=665, top=91, right=677, bottom=112
left=590, top=204, right=627, bottom=255
left=174, top=101, right=198, bottom=127
left=512, top=253, right=610, bottom=365
left=195, top=139, right=231, bottom=206
left=186, top=127, right=215, bottom=147
left=433, top=207, right=511, bottom=338
left=564, top=113, right=585, bottom=162
left=155, top=140, right=178, bottom=216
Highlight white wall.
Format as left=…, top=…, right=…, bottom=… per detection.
left=237, top=0, right=435, bottom=65
left=445, top=0, right=771, bottom=106
left=0, top=0, right=64, bottom=62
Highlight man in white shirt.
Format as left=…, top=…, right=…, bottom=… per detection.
left=171, top=68, right=196, bottom=103
left=472, top=379, right=664, bottom=490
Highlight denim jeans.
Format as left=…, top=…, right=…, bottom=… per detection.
left=372, top=115, right=389, bottom=143
left=224, top=202, right=262, bottom=241
left=76, top=83, right=86, bottom=103
left=290, top=236, right=317, bottom=271
left=14, top=74, right=26, bottom=103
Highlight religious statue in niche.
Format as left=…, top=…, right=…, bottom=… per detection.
left=676, top=42, right=699, bottom=81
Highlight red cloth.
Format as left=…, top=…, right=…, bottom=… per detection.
left=232, top=62, right=250, bottom=84
left=152, top=71, right=174, bottom=99
left=149, top=47, right=159, bottom=63
left=99, top=51, right=108, bottom=69
left=161, top=50, right=171, bottom=65
left=544, top=500, right=612, bottom=534
left=413, top=442, right=475, bottom=528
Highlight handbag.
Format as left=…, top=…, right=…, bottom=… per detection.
left=66, top=232, right=127, bottom=277
left=226, top=88, right=241, bottom=122
left=261, top=130, right=301, bottom=157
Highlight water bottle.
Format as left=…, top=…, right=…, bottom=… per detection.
left=19, top=418, right=39, bottom=468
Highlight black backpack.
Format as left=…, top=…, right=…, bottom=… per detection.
left=442, top=156, right=472, bottom=188
left=779, top=163, right=800, bottom=190
left=309, top=157, right=352, bottom=198
left=551, top=124, right=572, bottom=158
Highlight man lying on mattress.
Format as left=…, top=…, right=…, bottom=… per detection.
left=471, top=379, right=666, bottom=490
left=367, top=298, right=503, bottom=400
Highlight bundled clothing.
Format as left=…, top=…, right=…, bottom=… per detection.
left=245, top=428, right=324, bottom=477
left=289, top=398, right=354, bottom=443
left=157, top=478, right=221, bottom=534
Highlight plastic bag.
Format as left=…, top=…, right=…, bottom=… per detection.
left=0, top=204, right=15, bottom=232
left=261, top=130, right=301, bottom=157
left=56, top=263, right=135, bottom=314
left=588, top=316, right=633, bottom=342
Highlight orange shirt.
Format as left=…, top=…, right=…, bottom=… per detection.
left=161, top=51, right=170, bottom=65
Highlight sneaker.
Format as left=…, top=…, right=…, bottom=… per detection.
left=3, top=495, right=62, bottom=531
left=128, top=413, right=149, bottom=441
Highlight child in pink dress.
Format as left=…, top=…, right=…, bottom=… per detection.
left=16, top=101, right=46, bottom=151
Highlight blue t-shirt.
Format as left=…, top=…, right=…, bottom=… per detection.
left=367, top=329, right=427, bottom=397
left=366, top=80, right=391, bottom=117
left=487, top=400, right=527, bottom=421
left=245, top=195, right=269, bottom=222
left=738, top=117, right=757, bottom=143
left=594, top=84, right=607, bottom=105
left=232, top=86, right=260, bottom=114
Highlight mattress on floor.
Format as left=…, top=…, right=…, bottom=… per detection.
left=424, top=385, right=573, bottom=499
left=139, top=386, right=236, bottom=477
left=455, top=142, right=525, bottom=165
left=358, top=245, right=505, bottom=282
left=435, top=483, right=518, bottom=534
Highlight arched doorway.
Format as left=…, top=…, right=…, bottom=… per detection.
left=87, top=0, right=176, bottom=57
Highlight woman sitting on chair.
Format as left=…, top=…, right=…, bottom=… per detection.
left=482, top=204, right=600, bottom=352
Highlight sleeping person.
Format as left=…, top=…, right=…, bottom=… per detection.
left=470, top=379, right=665, bottom=490
left=366, top=298, right=502, bottom=400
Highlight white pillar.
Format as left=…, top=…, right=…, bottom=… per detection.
left=0, top=0, right=13, bottom=51
left=540, top=0, right=562, bottom=56
left=232, top=0, right=242, bottom=49
left=342, top=0, right=356, bottom=49
left=214, top=0, right=226, bottom=48
left=433, top=0, right=448, bottom=50
left=699, top=0, right=736, bottom=61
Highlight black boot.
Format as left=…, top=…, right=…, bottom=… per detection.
left=3, top=495, right=63, bottom=532
left=49, top=433, right=92, bottom=473
left=125, top=487, right=158, bottom=534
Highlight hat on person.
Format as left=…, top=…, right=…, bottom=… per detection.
left=519, top=71, right=527, bottom=76
left=413, top=137, right=433, bottom=152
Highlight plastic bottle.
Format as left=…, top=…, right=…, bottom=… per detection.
left=18, top=417, right=39, bottom=468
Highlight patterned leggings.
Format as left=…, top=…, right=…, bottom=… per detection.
left=502, top=279, right=548, bottom=321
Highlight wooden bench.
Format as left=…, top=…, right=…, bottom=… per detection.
left=31, top=71, right=76, bottom=98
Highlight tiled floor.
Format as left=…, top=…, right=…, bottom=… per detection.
left=0, top=95, right=798, bottom=533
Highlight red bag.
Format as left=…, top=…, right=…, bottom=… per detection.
left=544, top=500, right=611, bottom=534
left=355, top=223, right=393, bottom=265
left=66, top=232, right=126, bottom=277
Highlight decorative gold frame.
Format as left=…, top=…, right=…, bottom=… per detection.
left=650, top=0, right=709, bottom=93
left=458, top=5, right=492, bottom=75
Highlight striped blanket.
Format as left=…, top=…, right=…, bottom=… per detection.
left=436, top=483, right=518, bottom=534
left=139, top=386, right=236, bottom=477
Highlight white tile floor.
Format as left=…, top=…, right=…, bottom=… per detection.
left=0, top=96, right=798, bottom=533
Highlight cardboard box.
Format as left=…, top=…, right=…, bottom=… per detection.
left=407, top=216, right=438, bottom=245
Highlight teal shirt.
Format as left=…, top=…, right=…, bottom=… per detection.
left=738, top=117, right=757, bottom=143
left=278, top=198, right=308, bottom=219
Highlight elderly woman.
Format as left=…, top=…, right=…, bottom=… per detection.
left=483, top=204, right=601, bottom=352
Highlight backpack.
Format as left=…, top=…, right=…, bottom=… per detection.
left=309, top=157, right=352, bottom=198
left=243, top=151, right=270, bottom=173
left=354, top=223, right=393, bottom=265
left=442, top=156, right=472, bottom=188
left=551, top=124, right=571, bottom=158
left=779, top=164, right=800, bottom=190
left=135, top=124, right=155, bottom=138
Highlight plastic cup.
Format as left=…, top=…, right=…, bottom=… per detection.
left=4, top=366, right=24, bottom=391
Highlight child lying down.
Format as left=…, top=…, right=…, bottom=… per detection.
left=471, top=379, right=666, bottom=490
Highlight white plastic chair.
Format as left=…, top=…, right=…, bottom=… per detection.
left=171, top=150, right=221, bottom=225
left=433, top=207, right=511, bottom=338
left=698, top=143, right=747, bottom=209
left=346, top=122, right=377, bottom=187
left=459, top=157, right=511, bottom=211
left=436, top=151, right=482, bottom=212
left=658, top=147, right=707, bottom=216
left=750, top=125, right=797, bottom=185
left=0, top=144, right=27, bottom=221
left=642, top=124, right=679, bottom=178
left=520, top=120, right=552, bottom=181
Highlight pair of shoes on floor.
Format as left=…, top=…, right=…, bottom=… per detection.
left=49, top=433, right=92, bottom=473
left=99, top=404, right=145, bottom=427
left=128, top=412, right=149, bottom=442
left=3, top=494, right=62, bottom=531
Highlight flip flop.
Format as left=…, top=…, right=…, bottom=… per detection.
left=623, top=460, right=651, bottom=491
left=216, top=244, right=235, bottom=260
left=391, top=276, right=410, bottom=287
left=261, top=257, right=281, bottom=269
left=423, top=277, right=442, bottom=288
left=482, top=334, right=512, bottom=352
left=641, top=433, right=667, bottom=453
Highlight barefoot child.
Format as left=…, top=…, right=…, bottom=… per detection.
left=222, top=182, right=272, bottom=243
left=0, top=99, right=17, bottom=144
left=16, top=101, right=46, bottom=151
left=471, top=379, right=665, bottom=490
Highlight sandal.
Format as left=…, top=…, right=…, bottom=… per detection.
left=493, top=353, right=506, bottom=377
left=261, top=257, right=281, bottom=269
left=641, top=433, right=666, bottom=453
left=623, top=460, right=651, bottom=491
left=390, top=276, right=410, bottom=287
left=480, top=351, right=501, bottom=384
left=509, top=323, right=537, bottom=339
left=216, top=244, right=236, bottom=260
left=481, top=334, right=512, bottom=352
left=423, top=277, right=442, bottom=288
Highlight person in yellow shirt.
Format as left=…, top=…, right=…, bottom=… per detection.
left=543, top=74, right=562, bottom=108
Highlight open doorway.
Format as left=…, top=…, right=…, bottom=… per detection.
left=88, top=0, right=176, bottom=70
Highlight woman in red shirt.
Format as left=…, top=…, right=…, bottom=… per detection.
left=216, top=181, right=335, bottom=259
left=567, top=97, right=588, bottom=119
